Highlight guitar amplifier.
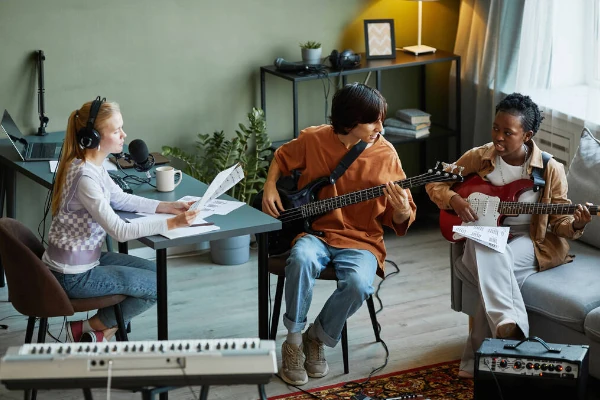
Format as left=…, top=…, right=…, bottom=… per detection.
left=474, top=337, right=589, bottom=400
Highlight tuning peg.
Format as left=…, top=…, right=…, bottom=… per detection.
left=458, top=166, right=465, bottom=175
left=434, top=161, right=441, bottom=169
left=441, top=162, right=450, bottom=171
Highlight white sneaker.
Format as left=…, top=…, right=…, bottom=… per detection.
left=280, top=340, right=308, bottom=385
left=302, top=325, right=329, bottom=378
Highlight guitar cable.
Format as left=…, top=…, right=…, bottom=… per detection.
left=275, top=259, right=401, bottom=400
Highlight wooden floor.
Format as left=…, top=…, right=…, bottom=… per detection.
left=0, top=220, right=469, bottom=400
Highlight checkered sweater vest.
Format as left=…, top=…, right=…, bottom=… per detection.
left=46, top=160, right=107, bottom=265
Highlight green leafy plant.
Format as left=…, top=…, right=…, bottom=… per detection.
left=162, top=108, right=272, bottom=206
left=299, top=41, right=321, bottom=49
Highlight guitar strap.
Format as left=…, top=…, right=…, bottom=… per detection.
left=532, top=151, right=553, bottom=192
left=329, top=140, right=368, bottom=184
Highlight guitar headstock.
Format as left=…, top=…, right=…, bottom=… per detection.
left=427, top=161, right=464, bottom=183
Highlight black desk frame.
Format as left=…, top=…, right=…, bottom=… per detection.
left=260, top=50, right=462, bottom=167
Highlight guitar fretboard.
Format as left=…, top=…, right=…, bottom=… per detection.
left=499, top=202, right=599, bottom=215
left=281, top=171, right=457, bottom=221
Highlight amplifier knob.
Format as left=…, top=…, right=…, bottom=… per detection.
left=526, top=362, right=533, bottom=370
left=499, top=360, right=508, bottom=368
left=556, top=365, right=564, bottom=372
left=534, top=363, right=540, bottom=370
left=548, top=365, right=555, bottom=371
left=541, top=363, right=548, bottom=371
left=566, top=366, right=572, bottom=372
left=514, top=361, right=523, bottom=369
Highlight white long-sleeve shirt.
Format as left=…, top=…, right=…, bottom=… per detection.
left=44, top=159, right=168, bottom=274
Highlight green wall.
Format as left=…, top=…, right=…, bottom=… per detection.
left=0, top=0, right=459, bottom=231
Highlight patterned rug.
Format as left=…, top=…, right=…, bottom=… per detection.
left=269, top=360, right=473, bottom=400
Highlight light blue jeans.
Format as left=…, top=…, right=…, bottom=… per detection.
left=51, top=252, right=157, bottom=328
left=283, top=235, right=377, bottom=347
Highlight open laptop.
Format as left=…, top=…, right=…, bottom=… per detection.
left=1, top=109, right=62, bottom=161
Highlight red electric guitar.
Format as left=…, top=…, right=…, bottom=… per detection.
left=439, top=174, right=599, bottom=242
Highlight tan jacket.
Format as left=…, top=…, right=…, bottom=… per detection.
left=275, top=125, right=417, bottom=277
left=426, top=140, right=583, bottom=271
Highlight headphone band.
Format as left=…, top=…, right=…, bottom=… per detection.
left=86, top=96, right=106, bottom=132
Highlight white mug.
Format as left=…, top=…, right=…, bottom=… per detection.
left=155, top=166, right=183, bottom=192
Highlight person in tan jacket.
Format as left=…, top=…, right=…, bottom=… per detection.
left=426, top=93, right=592, bottom=378
left=262, top=83, right=417, bottom=385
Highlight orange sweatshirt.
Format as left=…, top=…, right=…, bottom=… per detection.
left=274, top=125, right=417, bottom=277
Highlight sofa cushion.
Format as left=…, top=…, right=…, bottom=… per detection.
left=586, top=307, right=600, bottom=343
left=566, top=128, right=600, bottom=249
left=522, top=240, right=600, bottom=333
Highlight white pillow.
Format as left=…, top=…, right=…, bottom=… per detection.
left=567, top=128, right=600, bottom=248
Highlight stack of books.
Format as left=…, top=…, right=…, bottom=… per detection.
left=383, top=109, right=431, bottom=139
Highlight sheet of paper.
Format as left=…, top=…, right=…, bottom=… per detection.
left=126, top=212, right=209, bottom=226
left=452, top=225, right=510, bottom=253
left=189, top=163, right=244, bottom=211
left=178, top=196, right=244, bottom=223
left=49, top=158, right=117, bottom=173
left=160, top=224, right=220, bottom=239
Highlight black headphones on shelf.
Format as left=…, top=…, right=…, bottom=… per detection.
left=76, top=96, right=105, bottom=149
left=328, top=49, right=361, bottom=70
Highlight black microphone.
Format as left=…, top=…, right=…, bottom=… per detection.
left=274, top=57, right=309, bottom=72
left=128, top=139, right=155, bottom=173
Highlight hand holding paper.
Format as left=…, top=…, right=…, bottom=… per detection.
left=189, top=163, right=244, bottom=211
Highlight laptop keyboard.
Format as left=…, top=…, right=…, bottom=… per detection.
left=30, top=143, right=56, bottom=159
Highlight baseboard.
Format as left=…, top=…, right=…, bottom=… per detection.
left=128, top=242, right=210, bottom=260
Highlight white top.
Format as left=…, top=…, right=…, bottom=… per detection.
left=44, top=161, right=167, bottom=274
left=486, top=155, right=539, bottom=226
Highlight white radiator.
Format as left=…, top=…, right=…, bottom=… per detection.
left=535, top=109, right=586, bottom=171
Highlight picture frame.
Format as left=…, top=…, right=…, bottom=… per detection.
left=363, top=19, right=396, bottom=60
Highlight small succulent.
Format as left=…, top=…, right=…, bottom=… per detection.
left=299, top=41, right=322, bottom=49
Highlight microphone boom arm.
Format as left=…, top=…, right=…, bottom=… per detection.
left=36, top=50, right=49, bottom=136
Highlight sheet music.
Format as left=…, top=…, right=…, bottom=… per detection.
left=189, top=163, right=244, bottom=212
left=452, top=226, right=510, bottom=253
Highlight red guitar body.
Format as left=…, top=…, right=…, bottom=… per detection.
left=439, top=174, right=534, bottom=242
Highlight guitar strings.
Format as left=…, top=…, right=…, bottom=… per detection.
left=277, top=173, right=458, bottom=223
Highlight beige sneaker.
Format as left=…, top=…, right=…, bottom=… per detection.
left=280, top=341, right=308, bottom=385
left=302, top=326, right=329, bottom=378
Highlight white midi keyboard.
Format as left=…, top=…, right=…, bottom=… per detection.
left=0, top=338, right=277, bottom=390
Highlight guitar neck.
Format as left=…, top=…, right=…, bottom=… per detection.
left=499, top=202, right=600, bottom=216
left=301, top=174, right=434, bottom=218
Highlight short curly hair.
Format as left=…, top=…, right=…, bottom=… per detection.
left=495, top=93, right=544, bottom=136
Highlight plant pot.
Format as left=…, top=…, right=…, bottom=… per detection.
left=301, top=48, right=322, bottom=65
left=210, top=234, right=251, bottom=265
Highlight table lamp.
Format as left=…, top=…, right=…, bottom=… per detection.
left=402, top=0, right=438, bottom=55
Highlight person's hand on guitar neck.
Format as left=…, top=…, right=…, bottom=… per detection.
left=573, top=202, right=593, bottom=231
left=262, top=180, right=285, bottom=218
left=383, top=182, right=412, bottom=224
left=450, top=194, right=479, bottom=223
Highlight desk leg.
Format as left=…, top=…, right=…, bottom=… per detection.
left=157, top=248, right=168, bottom=340
left=257, top=233, right=269, bottom=339
left=293, top=81, right=298, bottom=138
left=0, top=167, right=5, bottom=287
left=118, top=242, right=128, bottom=254
left=376, top=70, right=382, bottom=92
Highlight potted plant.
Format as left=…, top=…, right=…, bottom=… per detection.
left=300, top=40, right=322, bottom=65
left=162, top=108, right=272, bottom=265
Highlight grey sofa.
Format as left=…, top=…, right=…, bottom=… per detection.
left=449, top=129, right=600, bottom=379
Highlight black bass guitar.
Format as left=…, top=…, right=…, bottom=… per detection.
left=253, top=162, right=464, bottom=256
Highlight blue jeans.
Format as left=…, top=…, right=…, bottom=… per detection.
left=283, top=235, right=377, bottom=347
left=51, top=252, right=157, bottom=328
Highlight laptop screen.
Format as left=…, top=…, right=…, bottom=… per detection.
left=1, top=110, right=27, bottom=160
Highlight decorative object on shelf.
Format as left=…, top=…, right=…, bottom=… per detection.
left=395, top=108, right=431, bottom=125
left=299, top=41, right=322, bottom=65
left=162, top=108, right=272, bottom=266
left=401, top=0, right=438, bottom=55
left=364, top=19, right=396, bottom=60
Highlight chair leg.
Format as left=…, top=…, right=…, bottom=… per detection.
left=36, top=318, right=47, bottom=344
left=24, top=317, right=36, bottom=344
left=366, top=295, right=381, bottom=342
left=270, top=276, right=285, bottom=340
left=341, top=322, right=349, bottom=374
left=114, top=303, right=128, bottom=341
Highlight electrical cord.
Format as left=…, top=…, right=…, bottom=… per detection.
left=114, top=163, right=156, bottom=188
left=274, top=259, right=401, bottom=400
left=484, top=358, right=505, bottom=400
